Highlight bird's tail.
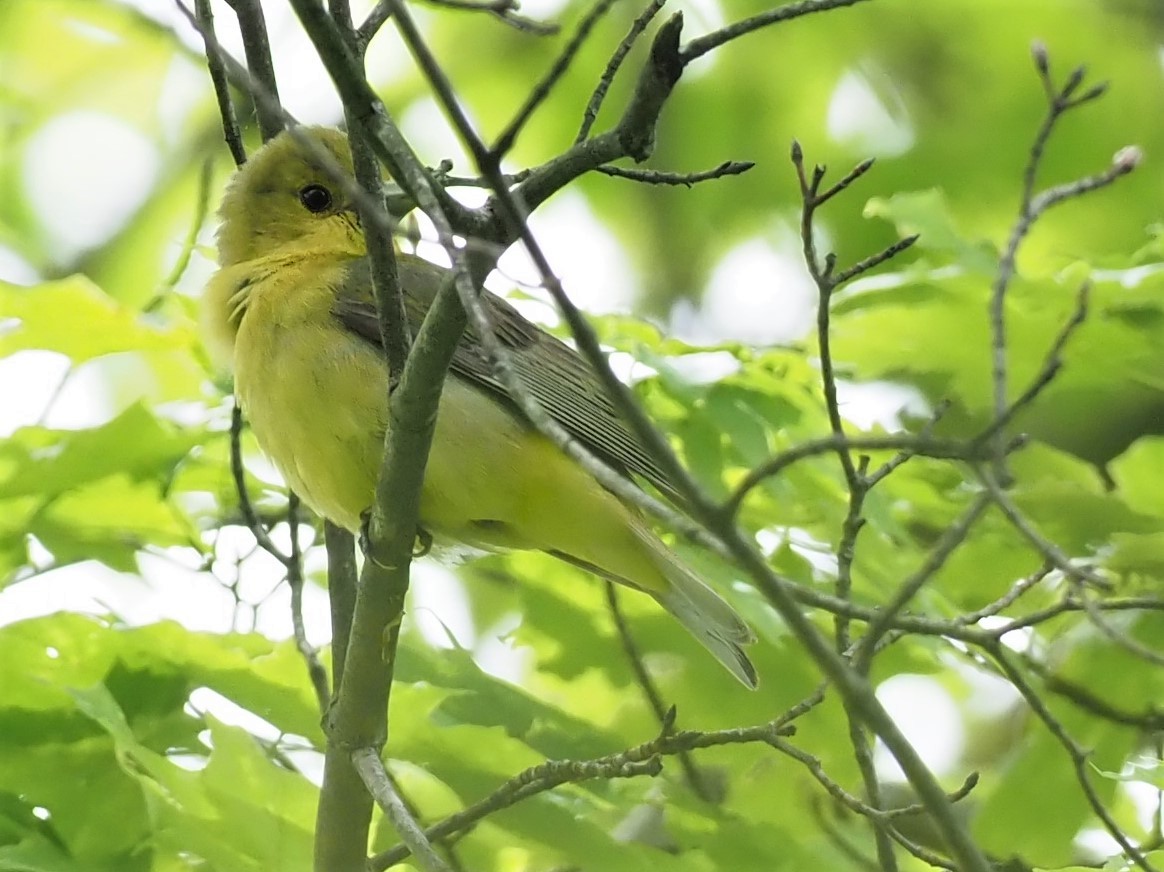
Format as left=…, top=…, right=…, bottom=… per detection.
left=637, top=529, right=758, bottom=689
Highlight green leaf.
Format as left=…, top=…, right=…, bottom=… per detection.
left=1110, top=438, right=1164, bottom=517
left=864, top=189, right=998, bottom=273
left=0, top=277, right=194, bottom=363
left=0, top=834, right=89, bottom=872
left=31, top=474, right=194, bottom=571
left=0, top=403, right=200, bottom=500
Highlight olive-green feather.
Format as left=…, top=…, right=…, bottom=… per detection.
left=331, top=256, right=680, bottom=501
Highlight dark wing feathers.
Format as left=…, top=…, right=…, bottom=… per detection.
left=332, top=256, right=678, bottom=500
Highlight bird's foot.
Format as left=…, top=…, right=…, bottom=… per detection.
left=358, top=508, right=374, bottom=558
left=413, top=526, right=433, bottom=558
left=358, top=509, right=433, bottom=564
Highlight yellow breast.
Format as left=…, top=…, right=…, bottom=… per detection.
left=232, top=254, right=388, bottom=531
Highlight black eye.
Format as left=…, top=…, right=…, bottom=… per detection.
left=299, top=184, right=333, bottom=213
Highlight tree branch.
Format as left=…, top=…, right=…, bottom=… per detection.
left=231, top=0, right=283, bottom=140
left=681, top=0, right=872, bottom=62
left=576, top=0, right=667, bottom=142
left=353, top=748, right=454, bottom=872
left=193, top=0, right=246, bottom=165
left=605, top=585, right=713, bottom=802
left=491, top=0, right=621, bottom=159
left=369, top=715, right=802, bottom=870
left=988, top=44, right=1140, bottom=479
left=989, top=644, right=1159, bottom=872
left=286, top=492, right=330, bottom=716
left=597, top=160, right=754, bottom=185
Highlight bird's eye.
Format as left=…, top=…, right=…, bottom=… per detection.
left=299, top=184, right=333, bottom=213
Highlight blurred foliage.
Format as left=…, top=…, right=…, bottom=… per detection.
left=1, top=1, right=1162, bottom=871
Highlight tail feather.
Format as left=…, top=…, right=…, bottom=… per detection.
left=641, top=533, right=759, bottom=689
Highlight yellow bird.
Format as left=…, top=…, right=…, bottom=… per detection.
left=203, top=127, right=757, bottom=688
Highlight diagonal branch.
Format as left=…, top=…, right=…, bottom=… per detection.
left=605, top=585, right=713, bottom=802
left=491, top=0, right=621, bottom=159
left=369, top=715, right=804, bottom=870
left=193, top=0, right=245, bottom=164
left=681, top=0, right=872, bottom=62
left=353, top=748, right=454, bottom=872
left=576, top=0, right=668, bottom=142
left=231, top=0, right=283, bottom=140
left=989, top=644, right=1159, bottom=872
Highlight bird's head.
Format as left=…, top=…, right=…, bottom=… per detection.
left=216, top=126, right=365, bottom=266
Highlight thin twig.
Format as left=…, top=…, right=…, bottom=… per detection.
left=369, top=717, right=800, bottom=870
left=605, top=584, right=712, bottom=802
left=722, top=433, right=982, bottom=518
left=143, top=158, right=216, bottom=313
left=353, top=748, right=454, bottom=872
left=975, top=466, right=1110, bottom=590
left=994, top=595, right=1164, bottom=636
left=864, top=400, right=951, bottom=488
left=597, top=160, right=754, bottom=185
left=952, top=563, right=1053, bottom=626
left=357, top=0, right=393, bottom=47
left=831, top=235, right=919, bottom=286
left=430, top=165, right=533, bottom=188
left=770, top=733, right=977, bottom=824
left=229, top=403, right=290, bottom=565
left=194, top=0, right=246, bottom=165
left=1078, top=594, right=1164, bottom=668
left=491, top=0, right=621, bottom=159
left=383, top=766, right=469, bottom=872
left=1022, top=653, right=1164, bottom=731
left=576, top=0, right=667, bottom=142
left=789, top=144, right=927, bottom=872
left=854, top=493, right=992, bottom=671
left=771, top=732, right=978, bottom=871
left=833, top=452, right=869, bottom=652
left=231, top=0, right=283, bottom=140
left=843, top=712, right=897, bottom=871
left=285, top=493, right=330, bottom=716
left=681, top=0, right=872, bottom=62
left=988, top=43, right=1140, bottom=480
left=989, top=645, right=1158, bottom=872
left=794, top=143, right=861, bottom=489
left=817, top=156, right=876, bottom=205
left=971, top=281, right=1090, bottom=454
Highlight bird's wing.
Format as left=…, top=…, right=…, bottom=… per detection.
left=331, top=255, right=679, bottom=501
